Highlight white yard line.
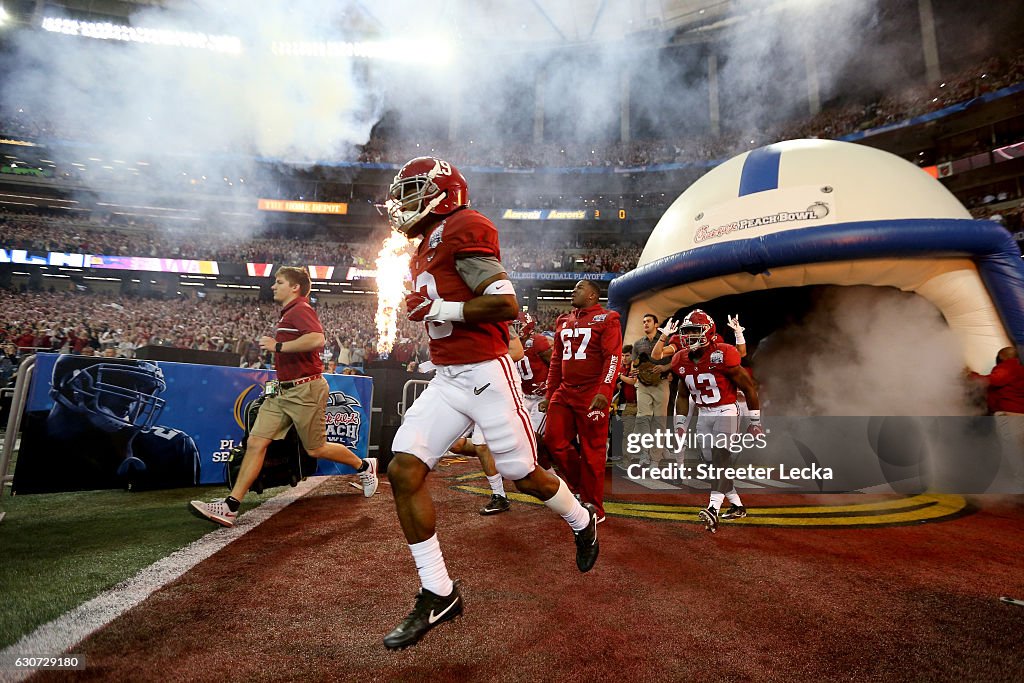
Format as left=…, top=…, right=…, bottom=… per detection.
left=0, top=476, right=327, bottom=683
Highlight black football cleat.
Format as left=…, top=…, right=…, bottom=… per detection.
left=720, top=504, right=747, bottom=520
left=574, top=503, right=599, bottom=572
left=698, top=506, right=719, bottom=533
left=383, top=581, right=463, bottom=650
left=479, top=494, right=511, bottom=516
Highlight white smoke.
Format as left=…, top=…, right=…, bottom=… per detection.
left=1, top=0, right=890, bottom=235
left=717, top=0, right=882, bottom=138
left=6, top=1, right=379, bottom=163
left=753, top=286, right=981, bottom=416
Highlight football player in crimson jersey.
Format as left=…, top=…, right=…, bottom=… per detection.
left=381, top=157, right=599, bottom=650
left=540, top=280, right=623, bottom=523
left=512, top=311, right=556, bottom=473
left=659, top=313, right=749, bottom=456
left=448, top=322, right=527, bottom=516
left=670, top=310, right=761, bottom=533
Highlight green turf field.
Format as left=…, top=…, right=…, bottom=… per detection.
left=0, top=484, right=283, bottom=649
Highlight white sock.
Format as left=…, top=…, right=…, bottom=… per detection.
left=709, top=491, right=725, bottom=512
left=486, top=473, right=506, bottom=498
left=725, top=489, right=743, bottom=506
left=543, top=478, right=590, bottom=531
left=409, top=534, right=454, bottom=597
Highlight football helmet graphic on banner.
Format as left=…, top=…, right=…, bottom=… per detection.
left=122, top=426, right=202, bottom=490
left=383, top=156, right=469, bottom=236
left=49, top=356, right=167, bottom=434
left=681, top=309, right=716, bottom=351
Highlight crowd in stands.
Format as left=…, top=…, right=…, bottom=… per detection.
left=971, top=197, right=1024, bottom=238
left=358, top=49, right=1024, bottom=169
left=0, top=287, right=589, bottom=387
left=0, top=209, right=646, bottom=273
left=0, top=289, right=434, bottom=381
left=0, top=210, right=384, bottom=267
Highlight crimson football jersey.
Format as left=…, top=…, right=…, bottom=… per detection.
left=547, top=304, right=622, bottom=407
left=671, top=341, right=742, bottom=408
left=515, top=332, right=551, bottom=396
left=408, top=208, right=510, bottom=366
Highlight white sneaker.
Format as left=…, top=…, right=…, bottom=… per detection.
left=358, top=458, right=378, bottom=497
left=189, top=498, right=237, bottom=527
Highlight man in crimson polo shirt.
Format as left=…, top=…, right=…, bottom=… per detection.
left=969, top=346, right=1024, bottom=489
left=189, top=266, right=379, bottom=528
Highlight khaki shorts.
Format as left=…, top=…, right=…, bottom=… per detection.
left=250, top=377, right=328, bottom=451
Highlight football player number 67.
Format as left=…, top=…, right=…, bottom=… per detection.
left=559, top=327, right=592, bottom=359
left=414, top=272, right=453, bottom=339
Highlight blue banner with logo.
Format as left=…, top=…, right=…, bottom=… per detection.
left=13, top=353, right=372, bottom=493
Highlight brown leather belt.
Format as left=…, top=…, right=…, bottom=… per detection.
left=279, top=374, right=322, bottom=389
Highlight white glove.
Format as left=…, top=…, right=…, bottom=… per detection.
left=658, top=317, right=679, bottom=338
left=672, top=413, right=690, bottom=436
left=727, top=314, right=745, bottom=345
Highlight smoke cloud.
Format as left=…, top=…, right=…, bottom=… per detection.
left=752, top=286, right=980, bottom=417
left=1, top=0, right=891, bottom=234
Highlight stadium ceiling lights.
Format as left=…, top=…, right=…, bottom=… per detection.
left=38, top=17, right=452, bottom=64
left=0, top=6, right=8, bottom=26
left=40, top=17, right=242, bottom=54
left=271, top=38, right=454, bottom=65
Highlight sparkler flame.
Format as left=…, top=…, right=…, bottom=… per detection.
left=375, top=230, right=412, bottom=355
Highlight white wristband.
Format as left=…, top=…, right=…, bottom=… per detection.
left=426, top=299, right=465, bottom=322
left=734, top=332, right=746, bottom=345
left=482, top=279, right=516, bottom=296
left=747, top=409, right=761, bottom=423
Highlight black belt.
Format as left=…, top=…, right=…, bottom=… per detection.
left=279, top=374, right=322, bottom=389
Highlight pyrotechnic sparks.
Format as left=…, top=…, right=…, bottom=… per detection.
left=375, top=230, right=412, bottom=355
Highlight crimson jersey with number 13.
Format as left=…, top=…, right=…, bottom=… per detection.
left=408, top=208, right=510, bottom=366
left=671, top=341, right=742, bottom=408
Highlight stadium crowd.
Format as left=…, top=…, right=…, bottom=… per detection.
left=0, top=289, right=436, bottom=381
left=359, top=49, right=1024, bottom=168
left=0, top=209, right=645, bottom=273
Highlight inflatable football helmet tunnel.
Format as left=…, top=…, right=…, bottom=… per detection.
left=608, top=139, right=1024, bottom=373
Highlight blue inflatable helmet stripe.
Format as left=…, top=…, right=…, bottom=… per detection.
left=606, top=218, right=1024, bottom=351
left=737, top=145, right=783, bottom=196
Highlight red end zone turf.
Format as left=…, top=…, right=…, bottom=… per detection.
left=36, top=461, right=1024, bottom=682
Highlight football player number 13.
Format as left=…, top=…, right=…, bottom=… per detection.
left=414, top=272, right=453, bottom=339
left=685, top=373, right=721, bottom=404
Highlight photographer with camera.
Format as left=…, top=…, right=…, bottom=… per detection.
left=629, top=314, right=678, bottom=465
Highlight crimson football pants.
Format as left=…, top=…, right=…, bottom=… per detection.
left=543, top=400, right=609, bottom=517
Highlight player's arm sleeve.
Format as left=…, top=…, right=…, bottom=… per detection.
left=596, top=313, right=623, bottom=401
left=450, top=215, right=501, bottom=262
left=724, top=344, right=742, bottom=368
left=455, top=256, right=508, bottom=292
left=546, top=325, right=565, bottom=402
